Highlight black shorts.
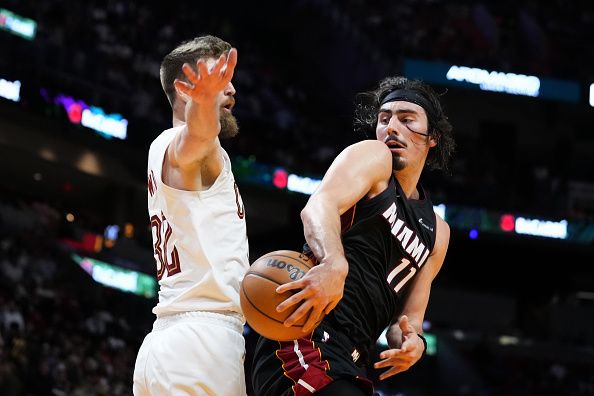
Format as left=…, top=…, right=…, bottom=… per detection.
left=251, top=323, right=374, bottom=396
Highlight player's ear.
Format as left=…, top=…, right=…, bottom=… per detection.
left=428, top=131, right=438, bottom=148
left=174, top=85, right=189, bottom=105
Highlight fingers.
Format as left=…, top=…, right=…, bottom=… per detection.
left=398, top=315, right=415, bottom=334
left=276, top=285, right=307, bottom=312
left=379, top=348, right=406, bottom=360
left=223, top=48, right=238, bottom=79
left=212, top=53, right=226, bottom=76
left=402, top=333, right=422, bottom=353
left=276, top=280, right=305, bottom=295
left=196, top=59, right=209, bottom=80
left=374, top=356, right=411, bottom=370
left=191, top=49, right=236, bottom=79
left=378, top=365, right=409, bottom=381
left=173, top=79, right=192, bottom=98
left=282, top=301, right=312, bottom=328
left=398, top=315, right=408, bottom=330
left=302, top=306, right=324, bottom=333
left=374, top=351, right=415, bottom=380
left=381, top=339, right=419, bottom=359
left=174, top=49, right=237, bottom=102
left=324, top=299, right=339, bottom=315
left=181, top=63, right=199, bottom=84
left=376, top=338, right=422, bottom=377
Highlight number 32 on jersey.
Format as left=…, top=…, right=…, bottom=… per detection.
left=150, top=212, right=181, bottom=280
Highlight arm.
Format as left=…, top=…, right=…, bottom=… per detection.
left=374, top=214, right=450, bottom=380
left=164, top=49, right=237, bottom=190
left=276, top=140, right=393, bottom=333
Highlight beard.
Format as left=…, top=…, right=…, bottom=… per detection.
left=220, top=111, right=239, bottom=139
left=392, top=154, right=406, bottom=171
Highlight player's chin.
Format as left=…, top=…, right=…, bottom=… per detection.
left=220, top=112, right=239, bottom=139
left=391, top=155, right=406, bottom=171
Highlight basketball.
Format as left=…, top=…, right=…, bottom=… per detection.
left=240, top=250, right=320, bottom=341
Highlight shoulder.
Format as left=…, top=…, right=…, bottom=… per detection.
left=343, top=139, right=392, bottom=159
left=150, top=126, right=184, bottom=153
left=338, top=140, right=392, bottom=177
left=309, top=140, right=392, bottom=209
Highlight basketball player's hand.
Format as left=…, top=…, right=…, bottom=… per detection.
left=275, top=258, right=348, bottom=333
left=374, top=315, right=425, bottom=380
left=173, top=48, right=237, bottom=103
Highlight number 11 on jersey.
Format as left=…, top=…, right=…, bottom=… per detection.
left=386, top=258, right=416, bottom=293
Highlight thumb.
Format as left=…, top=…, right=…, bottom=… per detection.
left=399, top=315, right=415, bottom=334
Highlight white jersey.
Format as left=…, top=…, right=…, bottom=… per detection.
left=146, top=126, right=249, bottom=318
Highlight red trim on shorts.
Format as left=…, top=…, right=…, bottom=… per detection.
left=275, top=337, right=333, bottom=396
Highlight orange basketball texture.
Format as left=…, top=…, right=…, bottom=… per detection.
left=240, top=250, right=319, bottom=341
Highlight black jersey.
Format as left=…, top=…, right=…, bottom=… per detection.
left=252, top=176, right=439, bottom=396
left=309, top=175, right=437, bottom=361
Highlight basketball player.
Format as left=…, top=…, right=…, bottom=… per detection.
left=133, top=36, right=249, bottom=395
left=252, top=77, right=455, bottom=395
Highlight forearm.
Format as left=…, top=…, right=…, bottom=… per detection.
left=184, top=95, right=220, bottom=140
left=301, top=197, right=348, bottom=275
left=171, top=97, right=221, bottom=167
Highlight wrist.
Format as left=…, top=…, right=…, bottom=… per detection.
left=325, top=255, right=348, bottom=278
left=186, top=93, right=219, bottom=109
left=417, top=333, right=427, bottom=356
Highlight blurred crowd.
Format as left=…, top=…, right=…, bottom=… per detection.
left=1, top=185, right=593, bottom=394
left=0, top=0, right=330, bottom=172
left=0, top=1, right=593, bottom=395
left=313, top=0, right=594, bottom=80
left=1, top=0, right=593, bottom=220
left=0, top=197, right=153, bottom=395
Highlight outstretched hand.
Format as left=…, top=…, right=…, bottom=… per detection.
left=275, top=258, right=347, bottom=334
left=174, top=48, right=237, bottom=102
left=374, top=315, right=425, bottom=380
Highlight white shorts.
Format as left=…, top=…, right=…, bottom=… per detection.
left=133, top=311, right=246, bottom=396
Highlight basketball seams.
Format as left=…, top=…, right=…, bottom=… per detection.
left=241, top=250, right=316, bottom=340
left=245, top=271, right=282, bottom=285
left=241, top=274, right=304, bottom=328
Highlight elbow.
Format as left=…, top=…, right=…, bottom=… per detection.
left=300, top=196, right=319, bottom=222
left=300, top=202, right=319, bottom=237
left=300, top=206, right=311, bottom=224
left=300, top=206, right=313, bottom=231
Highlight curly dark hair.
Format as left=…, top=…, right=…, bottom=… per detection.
left=354, top=76, right=455, bottom=172
left=160, top=35, right=232, bottom=107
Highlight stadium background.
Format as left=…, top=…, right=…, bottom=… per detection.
left=0, top=0, right=593, bottom=395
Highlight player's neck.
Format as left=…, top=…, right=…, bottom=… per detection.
left=394, top=170, right=422, bottom=200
